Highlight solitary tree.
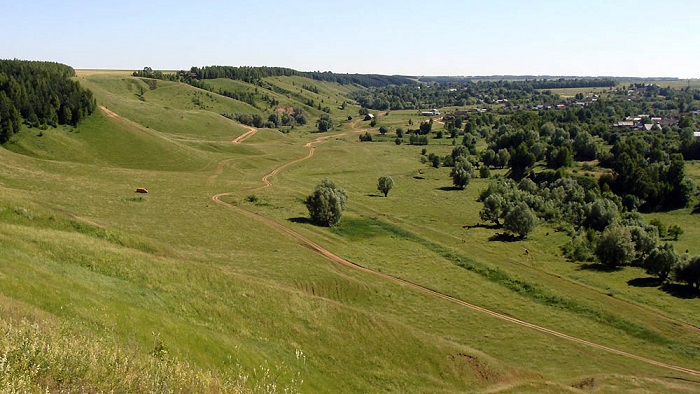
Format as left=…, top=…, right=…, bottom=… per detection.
left=305, top=179, right=347, bottom=226
left=377, top=176, right=395, bottom=197
left=503, top=202, right=537, bottom=239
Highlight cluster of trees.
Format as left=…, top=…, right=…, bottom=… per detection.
left=132, top=67, right=179, bottom=81
left=351, top=79, right=567, bottom=110
left=607, top=139, right=693, bottom=211
left=222, top=107, right=307, bottom=129
left=316, top=114, right=332, bottom=132
left=0, top=60, right=96, bottom=142
left=474, top=174, right=699, bottom=288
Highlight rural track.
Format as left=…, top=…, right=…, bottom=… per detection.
left=211, top=127, right=700, bottom=378
left=231, top=124, right=258, bottom=144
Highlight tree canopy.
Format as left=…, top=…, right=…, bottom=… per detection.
left=0, top=59, right=96, bottom=142
left=377, top=176, right=395, bottom=197
left=305, top=179, right=348, bottom=227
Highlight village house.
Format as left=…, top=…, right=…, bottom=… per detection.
left=421, top=109, right=440, bottom=116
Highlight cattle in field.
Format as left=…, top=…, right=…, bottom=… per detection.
left=136, top=188, right=148, bottom=194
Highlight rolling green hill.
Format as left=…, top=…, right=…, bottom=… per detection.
left=0, top=69, right=699, bottom=393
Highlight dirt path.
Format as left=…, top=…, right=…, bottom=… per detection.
left=210, top=128, right=700, bottom=378
left=99, top=105, right=118, bottom=118
left=232, top=125, right=257, bottom=144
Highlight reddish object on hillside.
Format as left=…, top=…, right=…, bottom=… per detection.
left=136, top=187, right=148, bottom=194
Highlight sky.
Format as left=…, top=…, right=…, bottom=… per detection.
left=1, top=0, right=699, bottom=78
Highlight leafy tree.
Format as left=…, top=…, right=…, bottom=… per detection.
left=379, top=126, right=389, bottom=135
left=572, top=131, right=599, bottom=161
left=649, top=218, right=667, bottom=238
left=479, top=166, right=491, bottom=179
left=377, top=176, right=395, bottom=197
left=495, top=148, right=510, bottom=169
left=419, top=120, right=432, bottom=134
left=451, top=145, right=468, bottom=161
left=429, top=153, right=440, bottom=168
left=629, top=225, right=658, bottom=261
left=409, top=134, right=428, bottom=145
left=396, top=128, right=404, bottom=138
left=481, top=149, right=496, bottom=168
left=480, top=194, right=507, bottom=226
left=316, top=113, right=333, bottom=132
left=674, top=255, right=700, bottom=289
left=644, top=243, right=679, bottom=282
left=595, top=225, right=635, bottom=267
left=267, top=113, right=280, bottom=127
left=450, top=160, right=474, bottom=189
left=509, top=143, right=536, bottom=178
left=561, top=231, right=595, bottom=262
left=359, top=132, right=372, bottom=142
left=359, top=107, right=369, bottom=116
left=668, top=224, right=684, bottom=240
left=585, top=198, right=619, bottom=231
left=546, top=145, right=573, bottom=169
left=394, top=137, right=402, bottom=145
left=305, top=179, right=347, bottom=227
left=503, top=202, right=537, bottom=239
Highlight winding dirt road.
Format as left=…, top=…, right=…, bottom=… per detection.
left=231, top=124, right=257, bottom=144
left=211, top=126, right=700, bottom=378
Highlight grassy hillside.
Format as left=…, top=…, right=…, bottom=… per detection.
left=0, top=70, right=698, bottom=392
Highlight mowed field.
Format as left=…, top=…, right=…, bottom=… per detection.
left=0, top=70, right=698, bottom=392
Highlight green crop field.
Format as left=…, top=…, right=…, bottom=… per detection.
left=1, top=69, right=699, bottom=393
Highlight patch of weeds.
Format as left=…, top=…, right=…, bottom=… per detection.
left=245, top=195, right=270, bottom=207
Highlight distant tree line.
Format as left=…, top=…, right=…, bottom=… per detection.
left=351, top=80, right=563, bottom=110
left=0, top=60, right=96, bottom=142
left=418, top=76, right=619, bottom=86
left=135, top=66, right=414, bottom=88
left=221, top=107, right=307, bottom=129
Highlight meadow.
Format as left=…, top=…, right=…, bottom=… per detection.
left=0, top=70, right=698, bottom=392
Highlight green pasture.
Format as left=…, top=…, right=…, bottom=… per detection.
left=0, top=71, right=698, bottom=392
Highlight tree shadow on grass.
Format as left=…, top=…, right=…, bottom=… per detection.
left=437, top=186, right=462, bottom=191
left=287, top=217, right=312, bottom=224
left=463, top=223, right=500, bottom=230
left=577, top=263, right=623, bottom=272
left=488, top=232, right=520, bottom=242
left=366, top=193, right=382, bottom=198
left=627, top=277, right=661, bottom=288
left=660, top=283, right=699, bottom=299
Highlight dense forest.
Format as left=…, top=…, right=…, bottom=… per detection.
left=0, top=60, right=96, bottom=143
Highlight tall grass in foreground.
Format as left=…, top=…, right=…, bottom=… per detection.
left=0, top=316, right=301, bottom=393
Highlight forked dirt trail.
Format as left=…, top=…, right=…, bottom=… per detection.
left=210, top=126, right=700, bottom=378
